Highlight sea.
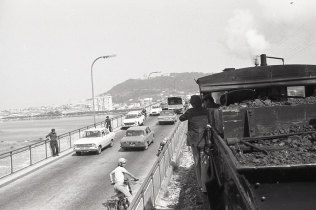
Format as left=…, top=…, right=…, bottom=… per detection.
left=0, top=114, right=116, bottom=153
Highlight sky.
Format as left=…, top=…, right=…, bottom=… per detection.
left=1, top=0, right=316, bottom=110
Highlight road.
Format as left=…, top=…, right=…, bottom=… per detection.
left=0, top=116, right=178, bottom=210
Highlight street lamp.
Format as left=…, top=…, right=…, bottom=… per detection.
left=148, top=71, right=161, bottom=79
left=91, top=54, right=116, bottom=125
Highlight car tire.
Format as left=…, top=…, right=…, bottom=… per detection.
left=96, top=146, right=102, bottom=155
left=76, top=151, right=81, bottom=156
left=110, top=139, right=114, bottom=147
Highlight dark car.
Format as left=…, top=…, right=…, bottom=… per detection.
left=158, top=110, right=177, bottom=125
left=120, top=126, right=154, bottom=150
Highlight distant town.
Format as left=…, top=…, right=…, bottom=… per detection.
left=0, top=93, right=192, bottom=121
left=1, top=71, right=203, bottom=121
left=0, top=95, right=155, bottom=121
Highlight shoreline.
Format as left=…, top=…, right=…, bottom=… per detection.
left=0, top=110, right=128, bottom=122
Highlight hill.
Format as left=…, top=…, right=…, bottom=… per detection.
left=102, top=72, right=210, bottom=103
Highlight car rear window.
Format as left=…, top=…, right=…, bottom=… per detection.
left=126, top=114, right=138, bottom=119
left=161, top=111, right=174, bottom=116
left=84, top=131, right=101, bottom=137
left=126, top=130, right=145, bottom=136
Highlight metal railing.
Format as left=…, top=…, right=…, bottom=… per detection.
left=129, top=121, right=187, bottom=210
left=0, top=103, right=157, bottom=179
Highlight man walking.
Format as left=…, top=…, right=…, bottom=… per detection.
left=46, top=128, right=59, bottom=156
left=105, top=116, right=112, bottom=132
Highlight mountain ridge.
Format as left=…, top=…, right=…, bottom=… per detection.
left=101, top=72, right=210, bottom=103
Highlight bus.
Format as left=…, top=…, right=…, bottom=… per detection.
left=167, top=96, right=184, bottom=114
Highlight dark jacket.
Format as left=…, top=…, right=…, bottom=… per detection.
left=179, top=107, right=208, bottom=147
left=46, top=132, right=58, bottom=141
left=105, top=118, right=111, bottom=125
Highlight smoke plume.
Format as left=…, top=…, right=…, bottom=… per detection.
left=225, top=9, right=270, bottom=58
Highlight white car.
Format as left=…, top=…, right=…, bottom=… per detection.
left=122, top=110, right=145, bottom=128
left=73, top=127, right=115, bottom=155
left=149, top=105, right=162, bottom=116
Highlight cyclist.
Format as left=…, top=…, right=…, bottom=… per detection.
left=110, top=158, right=138, bottom=204
left=142, top=108, right=147, bottom=118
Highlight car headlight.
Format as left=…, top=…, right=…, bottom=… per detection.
left=92, top=143, right=97, bottom=148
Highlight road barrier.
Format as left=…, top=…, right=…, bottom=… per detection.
left=129, top=120, right=187, bottom=210
left=0, top=103, right=157, bottom=179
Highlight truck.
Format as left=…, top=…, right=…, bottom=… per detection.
left=196, top=54, right=316, bottom=210
left=167, top=96, right=184, bottom=114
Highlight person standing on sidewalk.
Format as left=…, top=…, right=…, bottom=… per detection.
left=179, top=95, right=209, bottom=193
left=46, top=128, right=59, bottom=156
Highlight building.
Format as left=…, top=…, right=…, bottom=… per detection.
left=92, top=95, right=113, bottom=111
left=139, top=98, right=153, bottom=106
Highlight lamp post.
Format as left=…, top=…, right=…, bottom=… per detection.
left=91, top=54, right=116, bottom=125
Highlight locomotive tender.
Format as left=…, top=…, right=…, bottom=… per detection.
left=197, top=54, right=316, bottom=210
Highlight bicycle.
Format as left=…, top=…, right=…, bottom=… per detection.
left=106, top=178, right=138, bottom=210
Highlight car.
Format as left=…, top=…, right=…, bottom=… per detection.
left=158, top=110, right=177, bottom=125
left=149, top=105, right=162, bottom=116
left=73, top=127, right=115, bottom=155
left=122, top=110, right=145, bottom=128
left=120, top=126, right=154, bottom=150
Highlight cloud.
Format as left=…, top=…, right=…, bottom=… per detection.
left=225, top=9, right=270, bottom=58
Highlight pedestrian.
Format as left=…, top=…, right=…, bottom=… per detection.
left=202, top=93, right=220, bottom=109
left=105, top=116, right=112, bottom=132
left=179, top=95, right=209, bottom=193
left=202, top=93, right=220, bottom=126
left=46, top=128, right=59, bottom=156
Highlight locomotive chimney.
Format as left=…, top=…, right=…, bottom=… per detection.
left=260, top=54, right=267, bottom=66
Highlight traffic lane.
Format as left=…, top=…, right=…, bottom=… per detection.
left=0, top=115, right=178, bottom=210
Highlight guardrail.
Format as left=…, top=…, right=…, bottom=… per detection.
left=129, top=120, right=187, bottom=210
left=0, top=103, right=157, bottom=179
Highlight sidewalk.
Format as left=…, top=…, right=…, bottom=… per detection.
left=0, top=126, right=122, bottom=188
left=0, top=148, right=74, bottom=188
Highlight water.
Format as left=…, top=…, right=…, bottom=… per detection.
left=0, top=114, right=116, bottom=153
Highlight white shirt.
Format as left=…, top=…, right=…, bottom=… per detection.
left=112, top=166, right=128, bottom=184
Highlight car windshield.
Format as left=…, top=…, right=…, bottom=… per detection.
left=126, top=130, right=145, bottom=136
left=84, top=131, right=101, bottom=138
left=161, top=111, right=174, bottom=116
left=152, top=106, right=160, bottom=109
left=168, top=97, right=182, bottom=105
left=126, top=114, right=138, bottom=119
